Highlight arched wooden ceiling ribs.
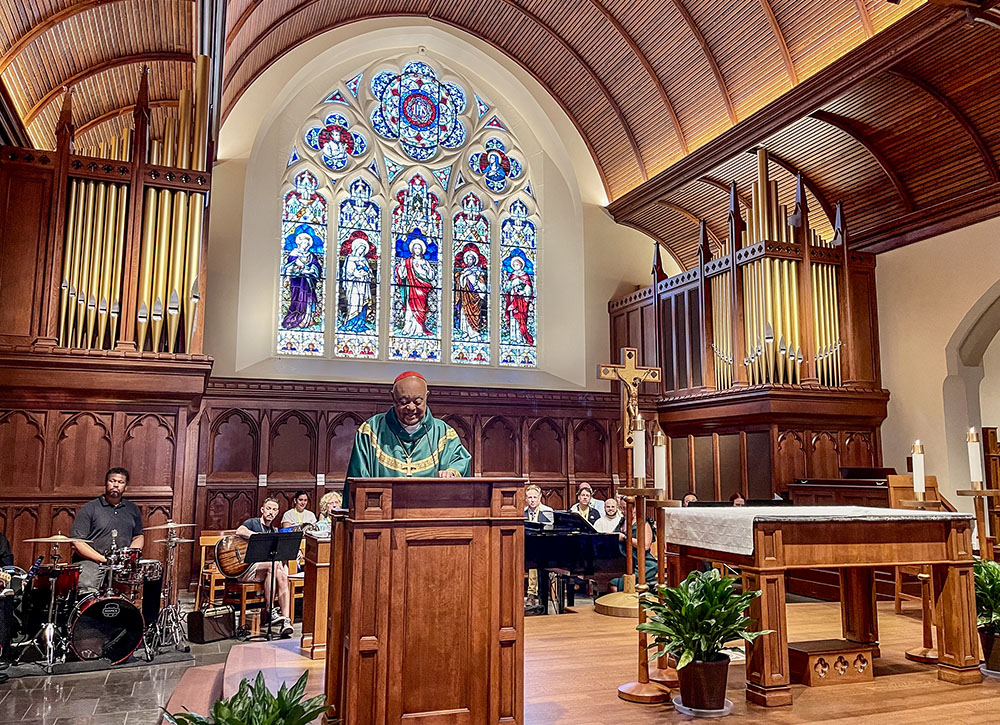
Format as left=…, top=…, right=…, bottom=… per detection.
left=887, top=68, right=999, bottom=182
left=853, top=1, right=874, bottom=38
left=0, top=0, right=195, bottom=75
left=586, top=0, right=688, bottom=154
left=666, top=0, right=737, bottom=124
left=75, top=98, right=178, bottom=138
left=750, top=149, right=836, bottom=226
left=226, top=1, right=262, bottom=50
left=809, top=109, right=914, bottom=212
left=756, top=0, right=797, bottom=86
left=697, top=176, right=753, bottom=210
left=24, top=52, right=194, bottom=126
left=491, top=0, right=647, bottom=181
left=657, top=201, right=724, bottom=251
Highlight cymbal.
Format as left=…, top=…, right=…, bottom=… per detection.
left=154, top=538, right=195, bottom=544
left=145, top=522, right=195, bottom=531
left=24, top=534, right=92, bottom=544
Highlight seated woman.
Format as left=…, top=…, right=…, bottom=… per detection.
left=314, top=491, right=344, bottom=532
left=569, top=487, right=601, bottom=527
left=609, top=503, right=657, bottom=591
left=729, top=492, right=747, bottom=506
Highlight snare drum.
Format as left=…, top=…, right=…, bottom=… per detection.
left=107, top=547, right=143, bottom=583
left=30, top=564, right=80, bottom=600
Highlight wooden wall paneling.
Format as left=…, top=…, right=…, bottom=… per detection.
left=207, top=408, right=259, bottom=480
left=326, top=412, right=361, bottom=481
left=0, top=410, right=44, bottom=491
left=687, top=287, right=702, bottom=389
left=0, top=163, right=53, bottom=343
left=573, top=419, right=608, bottom=476
left=739, top=431, right=749, bottom=497
left=712, top=432, right=722, bottom=500
left=661, top=293, right=676, bottom=392
left=121, top=413, right=176, bottom=489
left=267, top=410, right=316, bottom=482
left=54, top=412, right=113, bottom=490
left=810, top=431, right=841, bottom=478
left=482, top=417, right=519, bottom=477
left=527, top=417, right=566, bottom=479
left=846, top=263, right=881, bottom=387
left=774, top=429, right=807, bottom=494
left=694, top=435, right=715, bottom=501
left=842, top=431, right=876, bottom=469
left=10, top=505, right=40, bottom=571
left=440, top=414, right=474, bottom=467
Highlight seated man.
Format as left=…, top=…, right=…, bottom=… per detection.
left=346, top=371, right=471, bottom=497
left=569, top=487, right=601, bottom=527
left=281, top=490, right=318, bottom=528
left=71, top=467, right=144, bottom=592
left=575, top=481, right=605, bottom=515
left=234, top=497, right=294, bottom=638
left=593, top=496, right=623, bottom=533
left=681, top=492, right=699, bottom=507
left=524, top=483, right=553, bottom=524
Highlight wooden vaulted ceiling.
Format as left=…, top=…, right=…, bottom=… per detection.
left=0, top=1, right=998, bottom=269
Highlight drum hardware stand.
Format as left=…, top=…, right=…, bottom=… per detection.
left=145, top=526, right=191, bottom=658
left=25, top=542, right=70, bottom=673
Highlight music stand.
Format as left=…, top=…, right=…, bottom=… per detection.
left=243, top=531, right=303, bottom=640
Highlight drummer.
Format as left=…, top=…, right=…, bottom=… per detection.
left=71, top=467, right=144, bottom=591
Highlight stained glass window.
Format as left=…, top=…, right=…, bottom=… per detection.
left=304, top=113, right=367, bottom=172
left=499, top=199, right=537, bottom=367
left=334, top=178, right=380, bottom=358
left=370, top=61, right=467, bottom=162
left=451, top=193, right=490, bottom=364
left=277, top=170, right=327, bottom=355
left=468, top=137, right=522, bottom=193
left=390, top=174, right=443, bottom=361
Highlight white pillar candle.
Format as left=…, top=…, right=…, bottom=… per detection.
left=912, top=440, right=925, bottom=495
left=632, top=416, right=646, bottom=482
left=969, top=428, right=984, bottom=484
left=653, top=429, right=667, bottom=491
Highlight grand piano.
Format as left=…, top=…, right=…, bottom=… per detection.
left=524, top=511, right=624, bottom=614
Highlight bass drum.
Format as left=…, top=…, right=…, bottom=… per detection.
left=69, top=594, right=144, bottom=664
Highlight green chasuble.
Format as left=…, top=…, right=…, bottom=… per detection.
left=345, top=406, right=471, bottom=496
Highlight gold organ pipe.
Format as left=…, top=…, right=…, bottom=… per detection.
left=74, top=181, right=97, bottom=347
left=825, top=265, right=835, bottom=386
left=150, top=182, right=173, bottom=351
left=176, top=88, right=192, bottom=170
left=166, top=190, right=189, bottom=352
left=813, top=263, right=824, bottom=385
left=184, top=55, right=211, bottom=352
left=769, top=180, right=779, bottom=242
left=191, top=55, right=210, bottom=172
left=832, top=266, right=842, bottom=386
left=162, top=117, right=177, bottom=167
left=85, top=180, right=108, bottom=348
left=59, top=179, right=80, bottom=346
left=136, top=141, right=162, bottom=350
left=763, top=257, right=774, bottom=383
left=108, top=127, right=132, bottom=347
left=95, top=138, right=121, bottom=348
left=66, top=180, right=90, bottom=346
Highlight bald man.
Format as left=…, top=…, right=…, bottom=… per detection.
left=345, top=372, right=472, bottom=497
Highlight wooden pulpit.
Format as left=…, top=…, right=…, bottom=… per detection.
left=325, top=477, right=526, bottom=725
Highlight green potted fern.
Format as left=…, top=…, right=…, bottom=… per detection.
left=639, top=569, right=772, bottom=712
left=974, top=558, right=1000, bottom=673
left=163, top=671, right=327, bottom=725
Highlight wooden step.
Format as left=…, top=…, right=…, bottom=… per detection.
left=160, top=663, right=224, bottom=723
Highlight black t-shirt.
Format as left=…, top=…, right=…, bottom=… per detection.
left=241, top=517, right=277, bottom=534
left=71, top=496, right=144, bottom=558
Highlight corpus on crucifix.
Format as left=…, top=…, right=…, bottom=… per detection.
left=598, top=347, right=661, bottom=450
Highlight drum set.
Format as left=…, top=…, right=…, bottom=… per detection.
left=9, top=522, right=195, bottom=673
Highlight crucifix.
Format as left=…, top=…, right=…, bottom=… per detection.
left=598, top=347, right=661, bottom=448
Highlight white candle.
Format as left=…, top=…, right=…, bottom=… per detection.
left=632, top=416, right=646, bottom=482
left=912, top=440, right=925, bottom=495
left=969, top=428, right=984, bottom=484
left=653, top=430, right=667, bottom=491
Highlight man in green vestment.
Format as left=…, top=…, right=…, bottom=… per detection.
left=345, top=371, right=471, bottom=497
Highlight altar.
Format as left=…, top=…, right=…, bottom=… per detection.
left=664, top=506, right=982, bottom=706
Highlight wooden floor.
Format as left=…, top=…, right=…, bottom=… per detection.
left=526, top=601, right=1000, bottom=724
left=204, top=601, right=1000, bottom=724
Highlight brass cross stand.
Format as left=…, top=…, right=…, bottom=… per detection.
left=596, top=348, right=671, bottom=704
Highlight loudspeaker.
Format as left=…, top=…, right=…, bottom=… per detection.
left=187, top=606, right=235, bottom=643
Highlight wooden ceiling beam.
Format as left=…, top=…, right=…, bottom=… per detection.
left=667, top=0, right=737, bottom=124
left=853, top=1, right=875, bottom=38
left=617, top=219, right=685, bottom=271
left=753, top=149, right=836, bottom=227
left=75, top=98, right=178, bottom=138
left=0, top=0, right=196, bottom=76
left=656, top=201, right=724, bottom=252
left=587, top=0, right=688, bottom=154
left=608, top=4, right=961, bottom=220
left=886, top=68, right=999, bottom=182
left=24, top=52, right=194, bottom=126
left=225, top=0, right=261, bottom=50
left=697, top=175, right=753, bottom=210
left=809, top=109, right=914, bottom=212
left=757, top=0, right=797, bottom=86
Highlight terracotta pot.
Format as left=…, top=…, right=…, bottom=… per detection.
left=980, top=630, right=1000, bottom=672
left=678, top=654, right=730, bottom=711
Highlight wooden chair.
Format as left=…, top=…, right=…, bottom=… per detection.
left=888, top=475, right=954, bottom=612
left=223, top=578, right=267, bottom=630
left=195, top=531, right=227, bottom=609
left=287, top=557, right=305, bottom=623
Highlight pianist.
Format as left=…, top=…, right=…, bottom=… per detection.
left=524, top=484, right=553, bottom=524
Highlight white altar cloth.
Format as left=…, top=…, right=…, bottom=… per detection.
left=662, top=505, right=973, bottom=556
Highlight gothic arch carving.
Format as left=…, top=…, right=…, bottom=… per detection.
left=482, top=416, right=519, bottom=476
left=527, top=417, right=564, bottom=475
left=209, top=409, right=259, bottom=477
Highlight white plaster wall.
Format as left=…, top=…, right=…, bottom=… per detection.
left=878, top=214, right=1000, bottom=509
left=981, top=333, right=1000, bottom=428
left=207, top=19, right=676, bottom=391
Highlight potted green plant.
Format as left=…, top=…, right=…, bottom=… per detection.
left=974, top=558, right=1000, bottom=673
left=163, top=671, right=327, bottom=725
left=639, top=569, right=772, bottom=712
